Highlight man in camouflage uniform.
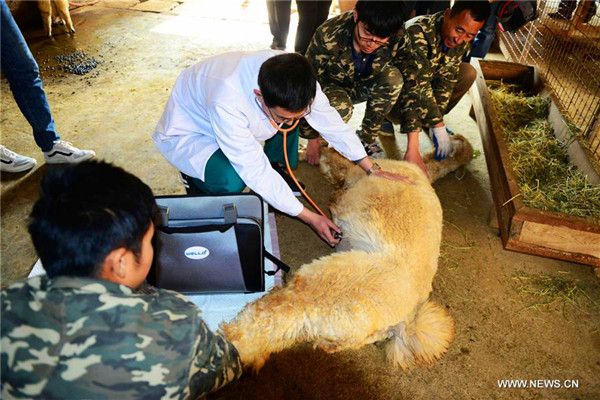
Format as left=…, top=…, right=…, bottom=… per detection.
left=1, top=161, right=241, bottom=399
left=302, top=0, right=414, bottom=162
left=388, top=0, right=490, bottom=176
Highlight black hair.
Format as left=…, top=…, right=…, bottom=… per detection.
left=354, top=0, right=414, bottom=38
left=258, top=53, right=316, bottom=112
left=29, top=161, right=156, bottom=279
left=450, top=0, right=491, bottom=22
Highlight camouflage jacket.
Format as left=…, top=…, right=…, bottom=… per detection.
left=1, top=276, right=242, bottom=399
left=399, top=11, right=470, bottom=132
left=306, top=11, right=412, bottom=89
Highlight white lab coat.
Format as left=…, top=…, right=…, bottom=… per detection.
left=153, top=50, right=367, bottom=216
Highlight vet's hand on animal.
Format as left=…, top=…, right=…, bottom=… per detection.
left=429, top=125, right=451, bottom=158
left=297, top=208, right=341, bottom=246
left=371, top=169, right=414, bottom=185
left=403, top=147, right=430, bottom=179
left=305, top=138, right=321, bottom=165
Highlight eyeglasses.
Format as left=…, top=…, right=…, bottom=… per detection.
left=355, top=23, right=389, bottom=47
left=255, top=96, right=311, bottom=126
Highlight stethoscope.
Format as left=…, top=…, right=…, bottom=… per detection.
left=255, top=96, right=328, bottom=217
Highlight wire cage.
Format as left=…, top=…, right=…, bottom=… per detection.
left=498, top=0, right=600, bottom=165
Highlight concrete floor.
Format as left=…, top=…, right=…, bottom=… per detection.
left=1, top=1, right=599, bottom=399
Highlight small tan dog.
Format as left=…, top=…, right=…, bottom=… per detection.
left=37, top=0, right=75, bottom=37
left=221, top=135, right=473, bottom=372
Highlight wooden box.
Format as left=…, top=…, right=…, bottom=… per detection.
left=470, top=59, right=600, bottom=268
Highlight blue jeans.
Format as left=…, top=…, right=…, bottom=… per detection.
left=1, top=0, right=59, bottom=151
left=463, top=2, right=500, bottom=63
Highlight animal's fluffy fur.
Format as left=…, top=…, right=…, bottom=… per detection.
left=37, top=0, right=75, bottom=37
left=320, top=134, right=474, bottom=188
left=221, top=135, right=473, bottom=372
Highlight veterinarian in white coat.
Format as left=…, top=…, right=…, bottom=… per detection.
left=154, top=50, right=408, bottom=245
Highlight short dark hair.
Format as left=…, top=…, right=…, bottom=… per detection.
left=258, top=53, right=316, bottom=112
left=29, top=161, right=156, bottom=279
left=450, top=0, right=491, bottom=22
left=354, top=0, right=413, bottom=38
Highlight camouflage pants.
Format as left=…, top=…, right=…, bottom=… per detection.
left=301, top=64, right=403, bottom=144
left=389, top=62, right=476, bottom=131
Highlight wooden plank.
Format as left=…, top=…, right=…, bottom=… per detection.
left=517, top=206, right=600, bottom=234
left=470, top=75, right=513, bottom=243
left=506, top=217, right=599, bottom=267
left=472, top=60, right=525, bottom=210
left=506, top=236, right=600, bottom=268
left=471, top=59, right=600, bottom=267
left=478, top=61, right=534, bottom=92
left=520, top=221, right=600, bottom=259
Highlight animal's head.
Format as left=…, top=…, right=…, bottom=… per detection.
left=424, top=134, right=474, bottom=183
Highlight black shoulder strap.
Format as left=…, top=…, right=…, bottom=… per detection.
left=264, top=250, right=291, bottom=275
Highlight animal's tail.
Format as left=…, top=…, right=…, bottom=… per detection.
left=384, top=300, right=455, bottom=370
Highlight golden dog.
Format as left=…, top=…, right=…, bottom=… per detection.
left=37, top=0, right=75, bottom=37
left=221, top=134, right=473, bottom=372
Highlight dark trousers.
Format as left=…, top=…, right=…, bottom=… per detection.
left=295, top=0, right=332, bottom=55
left=267, top=0, right=291, bottom=49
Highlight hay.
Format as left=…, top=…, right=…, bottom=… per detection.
left=488, top=81, right=600, bottom=223
left=511, top=270, right=598, bottom=314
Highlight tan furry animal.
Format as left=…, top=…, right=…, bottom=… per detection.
left=221, top=135, right=473, bottom=372
left=321, top=134, right=474, bottom=188
left=37, top=0, right=74, bottom=37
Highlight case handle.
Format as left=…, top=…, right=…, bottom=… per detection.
left=264, top=250, right=291, bottom=275
left=223, top=203, right=237, bottom=225
left=154, top=205, right=170, bottom=227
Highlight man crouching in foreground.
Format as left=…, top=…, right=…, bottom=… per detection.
left=1, top=161, right=241, bottom=399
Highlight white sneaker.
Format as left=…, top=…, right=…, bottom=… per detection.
left=43, top=140, right=96, bottom=164
left=0, top=145, right=37, bottom=173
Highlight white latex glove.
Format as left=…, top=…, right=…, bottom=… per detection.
left=429, top=126, right=451, bottom=159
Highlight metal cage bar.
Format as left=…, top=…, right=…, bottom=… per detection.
left=498, top=0, right=600, bottom=160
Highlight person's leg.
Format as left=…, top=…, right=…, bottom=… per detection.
left=299, top=85, right=354, bottom=140
left=263, top=127, right=299, bottom=169
left=443, top=62, right=476, bottom=115
left=266, top=0, right=291, bottom=49
left=294, top=0, right=314, bottom=55
left=464, top=2, right=499, bottom=62
left=356, top=65, right=403, bottom=143
left=0, top=0, right=59, bottom=151
left=188, top=149, right=246, bottom=194
left=315, top=0, right=332, bottom=29
left=294, top=0, right=331, bottom=55
left=323, top=85, right=355, bottom=123
left=263, top=127, right=306, bottom=194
